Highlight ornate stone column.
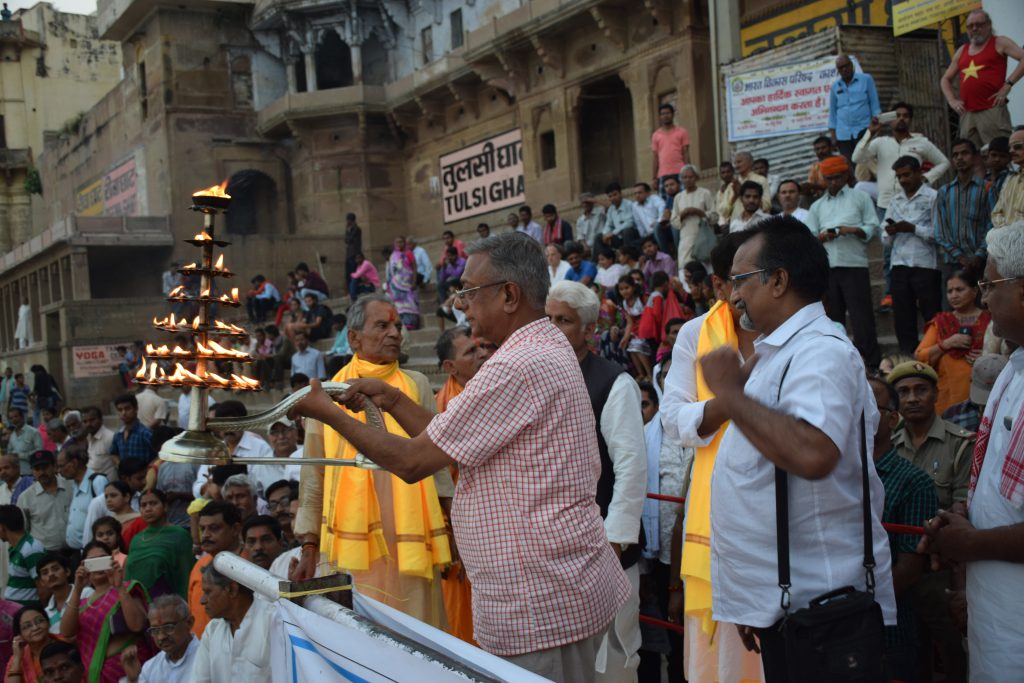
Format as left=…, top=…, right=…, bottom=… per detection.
left=350, top=39, right=363, bottom=85
left=304, top=48, right=318, bottom=92
left=286, top=58, right=298, bottom=94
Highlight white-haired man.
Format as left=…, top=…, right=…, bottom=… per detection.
left=120, top=594, right=199, bottom=683
left=940, top=8, right=1024, bottom=146
left=545, top=280, right=647, bottom=682
left=920, top=220, right=1024, bottom=679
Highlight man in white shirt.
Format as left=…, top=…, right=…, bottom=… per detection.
left=777, top=179, right=809, bottom=224
left=698, top=216, right=895, bottom=675
left=134, top=386, right=168, bottom=429
left=728, top=181, right=770, bottom=233
left=883, top=155, right=941, bottom=354
left=406, top=236, right=433, bottom=286
left=576, top=192, right=606, bottom=259
left=290, top=331, right=325, bottom=381
left=192, top=563, right=273, bottom=683
left=121, top=595, right=199, bottom=683
left=851, top=102, right=950, bottom=218
left=194, top=401, right=275, bottom=500
left=919, top=221, right=1024, bottom=681
left=515, top=205, right=543, bottom=242
left=631, top=182, right=666, bottom=238
left=82, top=406, right=116, bottom=480
left=546, top=281, right=647, bottom=682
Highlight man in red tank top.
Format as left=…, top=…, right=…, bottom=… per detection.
left=940, top=9, right=1024, bottom=147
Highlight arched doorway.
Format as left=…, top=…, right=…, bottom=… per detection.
left=225, top=170, right=278, bottom=236
left=578, top=75, right=636, bottom=195
left=316, top=29, right=354, bottom=90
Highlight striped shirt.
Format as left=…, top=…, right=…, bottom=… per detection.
left=933, top=175, right=991, bottom=263
left=7, top=532, right=45, bottom=604
left=943, top=399, right=982, bottom=434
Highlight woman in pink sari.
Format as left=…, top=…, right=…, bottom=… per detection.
left=60, top=541, right=152, bottom=683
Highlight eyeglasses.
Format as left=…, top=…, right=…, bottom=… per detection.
left=453, top=281, right=508, bottom=302
left=978, top=276, right=1023, bottom=294
left=965, top=21, right=989, bottom=28
left=147, top=621, right=184, bottom=636
left=21, top=617, right=48, bottom=629
left=1010, top=143, right=1024, bottom=152
left=728, top=268, right=768, bottom=284
left=267, top=496, right=292, bottom=510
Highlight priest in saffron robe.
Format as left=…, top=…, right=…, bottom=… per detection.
left=661, top=231, right=764, bottom=683
left=294, top=292, right=452, bottom=627
left=433, top=324, right=490, bottom=645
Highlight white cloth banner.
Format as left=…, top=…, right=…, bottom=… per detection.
left=272, top=594, right=551, bottom=682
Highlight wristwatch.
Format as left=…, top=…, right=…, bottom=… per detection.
left=1008, top=79, right=1017, bottom=87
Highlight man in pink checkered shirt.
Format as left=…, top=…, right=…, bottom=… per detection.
left=292, top=232, right=630, bottom=682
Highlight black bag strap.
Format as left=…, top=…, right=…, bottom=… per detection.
left=775, top=358, right=876, bottom=615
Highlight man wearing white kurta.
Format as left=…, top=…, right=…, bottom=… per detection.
left=919, top=222, right=1024, bottom=682
left=546, top=281, right=647, bottom=682
left=192, top=564, right=273, bottom=683
left=699, top=216, right=895, bottom=678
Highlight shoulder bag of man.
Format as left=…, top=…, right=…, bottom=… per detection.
left=774, top=357, right=886, bottom=682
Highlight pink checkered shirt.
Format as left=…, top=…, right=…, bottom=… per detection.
left=426, top=318, right=630, bottom=656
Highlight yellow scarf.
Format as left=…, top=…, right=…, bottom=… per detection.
left=681, top=299, right=738, bottom=635
left=321, top=354, right=451, bottom=580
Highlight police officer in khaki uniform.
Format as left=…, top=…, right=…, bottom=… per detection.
left=887, top=360, right=972, bottom=683
left=888, top=361, right=974, bottom=510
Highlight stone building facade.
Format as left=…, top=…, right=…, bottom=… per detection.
left=21, top=0, right=718, bottom=404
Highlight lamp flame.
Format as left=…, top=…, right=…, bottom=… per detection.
left=192, top=180, right=230, bottom=199
left=214, top=254, right=225, bottom=270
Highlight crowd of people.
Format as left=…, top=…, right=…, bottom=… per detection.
left=2, top=8, right=1023, bottom=682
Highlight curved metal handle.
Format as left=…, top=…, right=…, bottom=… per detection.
left=207, top=381, right=386, bottom=433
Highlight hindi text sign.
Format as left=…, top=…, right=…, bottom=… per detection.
left=440, top=129, right=525, bottom=224
left=726, top=56, right=841, bottom=142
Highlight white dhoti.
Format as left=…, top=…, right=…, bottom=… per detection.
left=595, top=563, right=641, bottom=682
left=683, top=614, right=764, bottom=683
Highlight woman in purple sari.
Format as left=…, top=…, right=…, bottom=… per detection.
left=60, top=541, right=152, bottom=683
left=384, top=236, right=421, bottom=330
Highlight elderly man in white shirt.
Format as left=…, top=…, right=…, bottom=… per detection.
left=882, top=154, right=941, bottom=354
left=82, top=406, right=116, bottom=481
left=192, top=563, right=273, bottom=683
left=546, top=281, right=647, bottom=682
left=120, top=595, right=199, bottom=683
left=918, top=222, right=1024, bottom=682
left=698, top=215, right=895, bottom=677
left=632, top=182, right=666, bottom=238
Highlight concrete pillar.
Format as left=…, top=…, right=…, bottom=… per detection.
left=620, top=65, right=653, bottom=185
left=304, top=50, right=318, bottom=92
left=350, top=41, right=362, bottom=85
left=9, top=191, right=31, bottom=246
left=286, top=60, right=297, bottom=94
left=68, top=248, right=91, bottom=300
left=0, top=190, right=10, bottom=253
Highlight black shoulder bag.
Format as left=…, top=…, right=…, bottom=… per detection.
left=774, top=362, right=886, bottom=682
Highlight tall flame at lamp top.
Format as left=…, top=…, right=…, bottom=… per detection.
left=191, top=180, right=231, bottom=212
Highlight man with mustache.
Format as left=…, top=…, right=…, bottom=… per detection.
left=120, top=595, right=199, bottom=683
left=241, top=515, right=285, bottom=571
left=188, top=501, right=241, bottom=637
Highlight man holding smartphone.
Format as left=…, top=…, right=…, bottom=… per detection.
left=805, top=155, right=881, bottom=368
left=884, top=155, right=942, bottom=354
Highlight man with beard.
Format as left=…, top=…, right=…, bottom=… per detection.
left=940, top=9, right=1023, bottom=147
left=120, top=595, right=199, bottom=683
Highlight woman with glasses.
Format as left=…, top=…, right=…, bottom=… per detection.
left=125, top=490, right=195, bottom=599
left=6, top=605, right=59, bottom=682
left=915, top=269, right=991, bottom=413
left=61, top=540, right=152, bottom=683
